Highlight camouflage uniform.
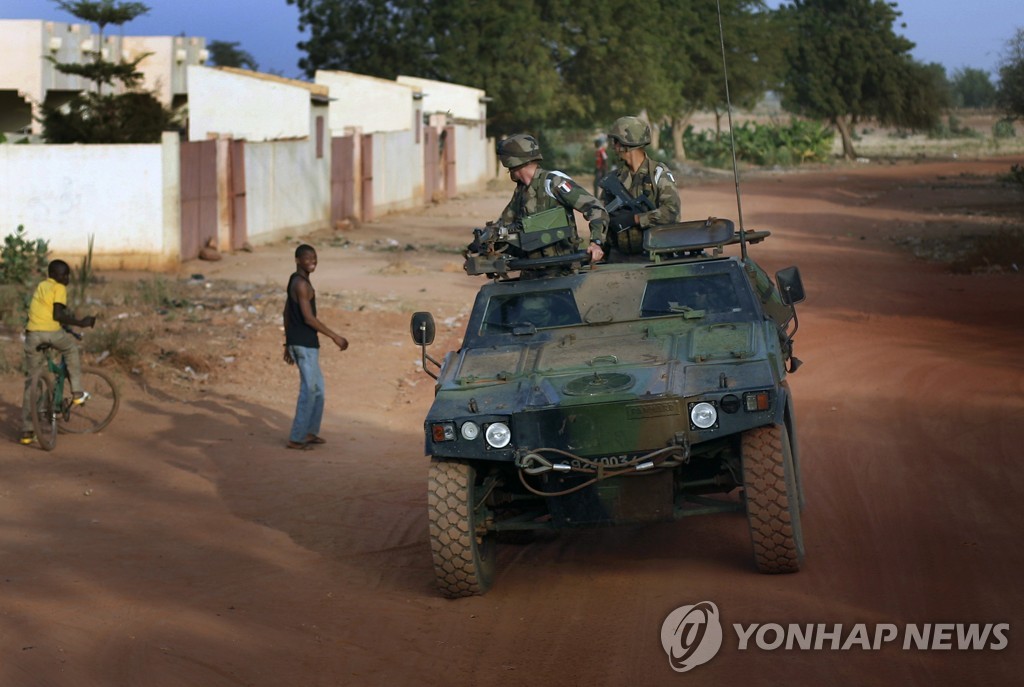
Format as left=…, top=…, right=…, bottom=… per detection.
left=499, top=167, right=609, bottom=260
left=604, top=116, right=681, bottom=255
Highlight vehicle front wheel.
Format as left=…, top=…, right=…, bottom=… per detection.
left=741, top=424, right=804, bottom=573
left=427, top=459, right=496, bottom=598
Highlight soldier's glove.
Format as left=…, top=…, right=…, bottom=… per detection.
left=609, top=209, right=636, bottom=233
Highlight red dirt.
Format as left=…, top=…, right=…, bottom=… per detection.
left=2, top=156, right=1022, bottom=686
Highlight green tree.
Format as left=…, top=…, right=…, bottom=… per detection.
left=40, top=0, right=177, bottom=143
left=951, top=67, right=997, bottom=109
left=997, top=28, right=1024, bottom=119
left=207, top=40, right=259, bottom=70
left=660, top=0, right=782, bottom=161
left=287, top=0, right=432, bottom=79
left=778, top=0, right=945, bottom=159
left=285, top=0, right=782, bottom=140
left=287, top=0, right=564, bottom=134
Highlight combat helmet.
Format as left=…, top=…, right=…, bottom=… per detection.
left=498, top=134, right=543, bottom=169
left=608, top=116, right=651, bottom=148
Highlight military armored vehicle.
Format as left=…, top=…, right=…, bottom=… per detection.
left=411, top=219, right=806, bottom=597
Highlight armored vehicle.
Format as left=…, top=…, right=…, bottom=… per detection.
left=411, top=219, right=806, bottom=597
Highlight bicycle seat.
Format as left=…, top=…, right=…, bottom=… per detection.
left=35, top=342, right=54, bottom=352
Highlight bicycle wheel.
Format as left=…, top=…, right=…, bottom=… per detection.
left=29, top=372, right=58, bottom=451
left=59, top=366, right=119, bottom=434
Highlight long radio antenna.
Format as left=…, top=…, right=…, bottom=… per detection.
left=716, top=0, right=748, bottom=260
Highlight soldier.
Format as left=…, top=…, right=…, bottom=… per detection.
left=602, top=115, right=681, bottom=255
left=490, top=133, right=608, bottom=265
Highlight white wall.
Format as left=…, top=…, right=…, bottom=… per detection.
left=244, top=133, right=330, bottom=243
left=0, top=133, right=181, bottom=269
left=453, top=126, right=495, bottom=191
left=372, top=129, right=423, bottom=214
left=315, top=70, right=419, bottom=134
left=188, top=66, right=312, bottom=142
left=396, top=76, right=485, bottom=121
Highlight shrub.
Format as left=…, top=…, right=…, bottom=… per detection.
left=0, top=226, right=49, bottom=286
left=683, top=119, right=834, bottom=167
left=0, top=226, right=49, bottom=328
left=993, top=119, right=1017, bottom=139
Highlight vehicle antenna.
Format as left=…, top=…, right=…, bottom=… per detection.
left=716, top=0, right=748, bottom=261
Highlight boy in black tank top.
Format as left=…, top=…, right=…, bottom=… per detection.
left=283, top=244, right=349, bottom=450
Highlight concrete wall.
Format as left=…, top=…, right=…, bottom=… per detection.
left=244, top=102, right=331, bottom=244
left=372, top=129, right=424, bottom=215
left=396, top=76, right=485, bottom=121
left=396, top=76, right=494, bottom=192
left=188, top=67, right=317, bottom=142
left=315, top=70, right=420, bottom=135
left=0, top=132, right=181, bottom=270
left=453, top=126, right=496, bottom=192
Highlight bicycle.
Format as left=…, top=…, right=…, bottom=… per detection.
left=27, top=329, right=120, bottom=451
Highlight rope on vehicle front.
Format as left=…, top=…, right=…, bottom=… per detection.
left=516, top=446, right=686, bottom=497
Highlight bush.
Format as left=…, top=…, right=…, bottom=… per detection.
left=993, top=119, right=1017, bottom=138
left=0, top=226, right=49, bottom=329
left=683, top=119, right=834, bottom=167
left=0, top=225, right=49, bottom=286
left=928, top=115, right=982, bottom=139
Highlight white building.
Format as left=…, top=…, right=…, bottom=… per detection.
left=0, top=19, right=206, bottom=136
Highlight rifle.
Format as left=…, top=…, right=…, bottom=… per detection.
left=598, top=173, right=655, bottom=232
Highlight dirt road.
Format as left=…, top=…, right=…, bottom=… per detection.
left=2, top=157, right=1022, bottom=686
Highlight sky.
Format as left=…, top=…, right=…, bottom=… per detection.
left=3, top=0, right=1023, bottom=80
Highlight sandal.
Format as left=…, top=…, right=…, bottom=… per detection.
left=304, top=434, right=327, bottom=445
left=286, top=441, right=313, bottom=451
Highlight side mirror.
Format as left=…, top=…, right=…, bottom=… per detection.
left=411, top=311, right=436, bottom=346
left=775, top=267, right=805, bottom=306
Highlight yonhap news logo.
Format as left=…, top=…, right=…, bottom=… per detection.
left=660, top=601, right=724, bottom=672
left=660, top=601, right=1009, bottom=673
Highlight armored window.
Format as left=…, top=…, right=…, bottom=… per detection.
left=480, top=289, right=582, bottom=334
left=640, top=274, right=744, bottom=319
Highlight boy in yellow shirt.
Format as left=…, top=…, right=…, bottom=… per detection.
left=20, top=259, right=96, bottom=446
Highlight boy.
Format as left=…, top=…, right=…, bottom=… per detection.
left=283, top=244, right=349, bottom=450
left=21, top=259, right=96, bottom=445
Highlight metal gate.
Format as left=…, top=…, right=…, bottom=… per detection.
left=331, top=135, right=355, bottom=225
left=180, top=140, right=217, bottom=261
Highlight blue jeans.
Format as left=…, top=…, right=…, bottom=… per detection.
left=288, top=345, right=324, bottom=443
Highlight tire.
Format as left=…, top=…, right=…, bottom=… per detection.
left=29, top=372, right=58, bottom=451
left=428, top=460, right=496, bottom=598
left=741, top=424, right=804, bottom=574
left=58, top=367, right=119, bottom=434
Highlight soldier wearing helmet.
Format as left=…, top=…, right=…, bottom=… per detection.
left=603, top=115, right=681, bottom=255
left=492, top=133, right=607, bottom=265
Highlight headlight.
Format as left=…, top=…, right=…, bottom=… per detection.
left=484, top=422, right=511, bottom=448
left=460, top=421, right=480, bottom=441
left=690, top=402, right=717, bottom=429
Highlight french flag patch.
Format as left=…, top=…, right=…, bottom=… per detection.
left=558, top=181, right=572, bottom=193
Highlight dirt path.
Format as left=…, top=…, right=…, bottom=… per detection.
left=2, top=157, right=1023, bottom=686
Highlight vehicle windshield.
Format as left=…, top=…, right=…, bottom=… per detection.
left=640, top=273, right=744, bottom=319
left=480, top=289, right=582, bottom=334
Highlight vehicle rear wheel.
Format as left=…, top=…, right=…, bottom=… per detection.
left=59, top=367, right=119, bottom=434
left=428, top=459, right=496, bottom=598
left=29, top=372, right=58, bottom=451
left=741, top=424, right=804, bottom=573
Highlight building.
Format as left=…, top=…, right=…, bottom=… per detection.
left=0, top=19, right=206, bottom=137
